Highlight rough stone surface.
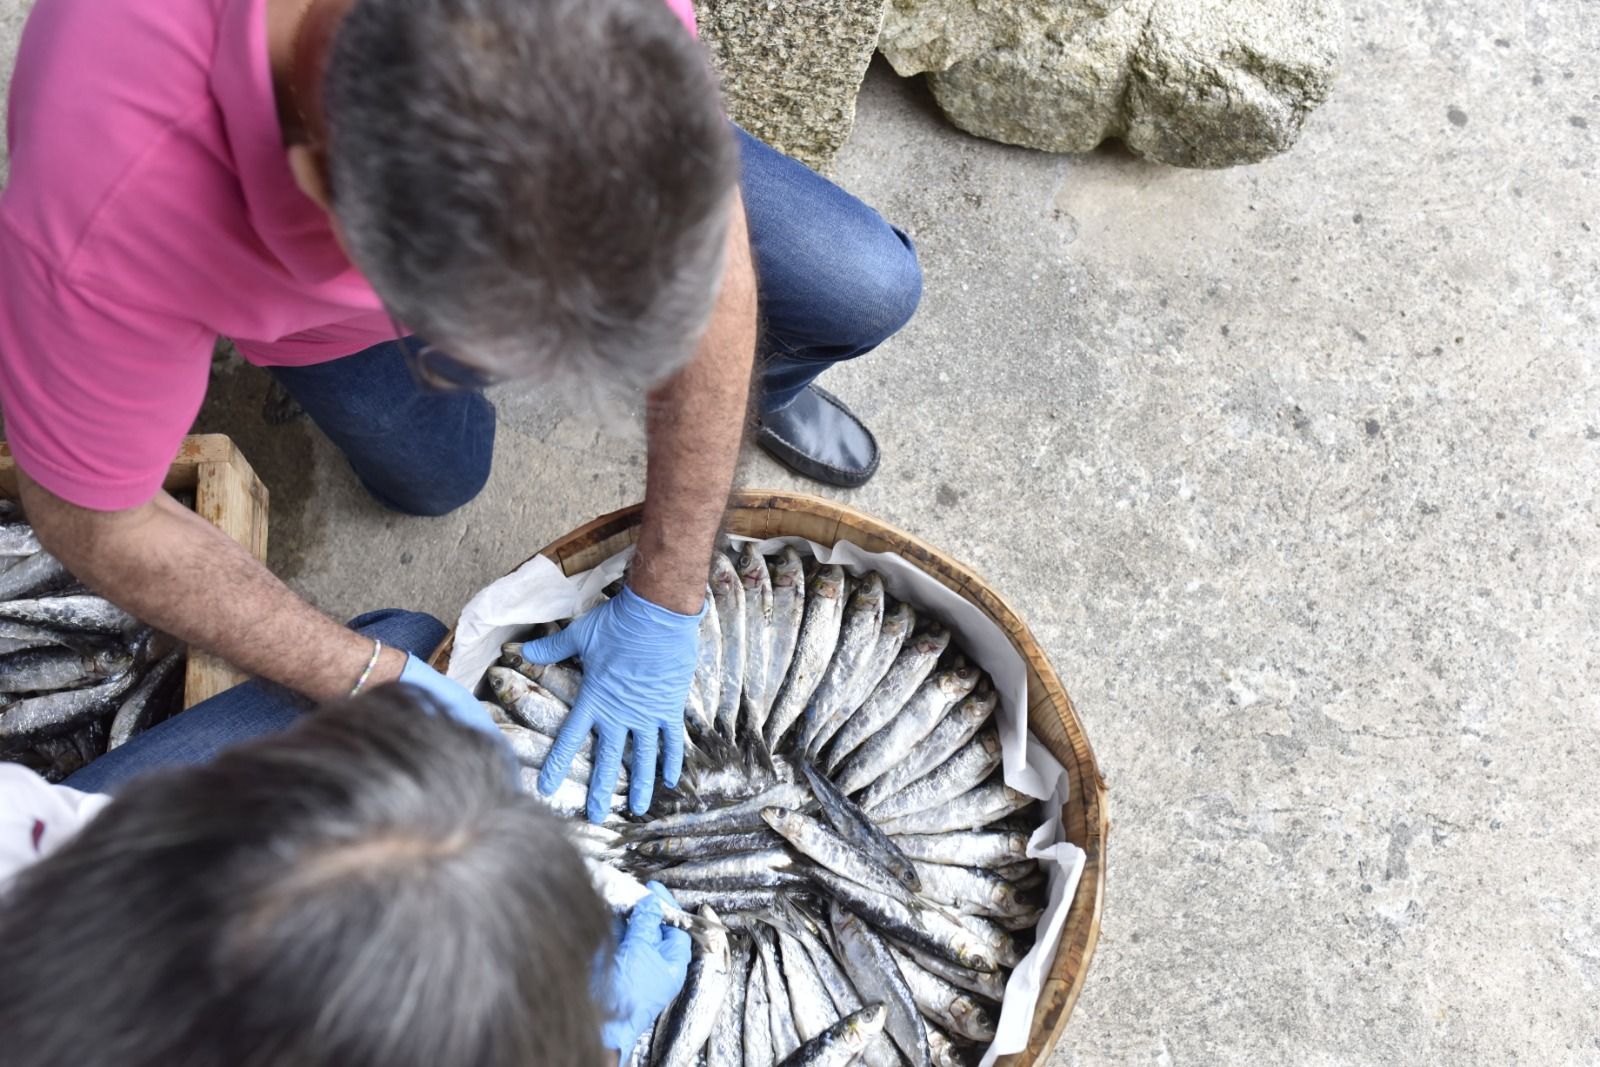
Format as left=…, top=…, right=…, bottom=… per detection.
left=884, top=0, right=1343, bottom=167
left=692, top=0, right=887, bottom=171
left=4, top=0, right=1600, bottom=1062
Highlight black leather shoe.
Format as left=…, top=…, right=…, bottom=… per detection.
left=756, top=385, right=880, bottom=488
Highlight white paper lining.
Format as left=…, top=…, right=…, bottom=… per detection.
left=448, top=536, right=1087, bottom=1066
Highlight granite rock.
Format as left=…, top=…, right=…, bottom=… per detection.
left=886, top=0, right=1343, bottom=167
left=692, top=0, right=888, bottom=171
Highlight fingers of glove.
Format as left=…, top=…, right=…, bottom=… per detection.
left=520, top=626, right=580, bottom=666
left=587, top=726, right=627, bottom=823
left=660, top=717, right=685, bottom=790
left=627, top=729, right=659, bottom=815
left=659, top=923, right=692, bottom=982
left=622, top=892, right=664, bottom=953
left=537, top=704, right=595, bottom=796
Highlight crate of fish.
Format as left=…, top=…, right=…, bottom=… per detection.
left=431, top=491, right=1108, bottom=1067
left=0, top=435, right=270, bottom=777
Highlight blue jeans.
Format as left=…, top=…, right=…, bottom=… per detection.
left=61, top=611, right=446, bottom=795
left=268, top=128, right=922, bottom=517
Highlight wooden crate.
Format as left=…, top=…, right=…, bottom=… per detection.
left=0, top=434, right=270, bottom=707
left=429, top=490, right=1109, bottom=1067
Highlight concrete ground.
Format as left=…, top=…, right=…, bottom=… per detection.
left=5, top=0, right=1599, bottom=1062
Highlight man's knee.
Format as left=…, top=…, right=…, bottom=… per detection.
left=365, top=395, right=495, bottom=517
left=377, top=454, right=491, bottom=517
left=849, top=226, right=923, bottom=350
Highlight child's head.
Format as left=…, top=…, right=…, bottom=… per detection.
left=0, top=685, right=611, bottom=1067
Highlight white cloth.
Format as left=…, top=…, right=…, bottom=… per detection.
left=0, top=762, right=111, bottom=892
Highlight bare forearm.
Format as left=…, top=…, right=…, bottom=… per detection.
left=630, top=197, right=757, bottom=614
left=18, top=473, right=403, bottom=700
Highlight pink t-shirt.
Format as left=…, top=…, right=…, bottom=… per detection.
left=0, top=0, right=698, bottom=511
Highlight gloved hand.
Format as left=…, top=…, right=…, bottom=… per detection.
left=596, top=882, right=692, bottom=1056
left=397, top=653, right=505, bottom=742
left=522, top=586, right=704, bottom=821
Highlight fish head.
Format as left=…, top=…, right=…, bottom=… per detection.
left=852, top=571, right=885, bottom=607
left=486, top=666, right=529, bottom=703
left=498, top=641, right=527, bottom=666
left=956, top=997, right=998, bottom=1037
left=913, top=625, right=952, bottom=656
left=849, top=1002, right=889, bottom=1042
left=94, top=649, right=135, bottom=677
left=759, top=805, right=795, bottom=833
left=955, top=940, right=999, bottom=973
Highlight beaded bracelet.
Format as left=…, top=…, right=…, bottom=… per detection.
left=350, top=638, right=384, bottom=698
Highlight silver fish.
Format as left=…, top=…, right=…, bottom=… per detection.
left=925, top=1024, right=970, bottom=1067
left=833, top=664, right=981, bottom=796
left=674, top=887, right=790, bottom=914
left=498, top=642, right=583, bottom=704
left=0, top=670, right=138, bottom=744
left=799, top=759, right=921, bottom=893
left=780, top=903, right=905, bottom=1067
left=776, top=925, right=840, bottom=1041
left=706, top=934, right=752, bottom=1067
left=811, top=601, right=913, bottom=759
left=876, top=780, right=1036, bottom=837
left=0, top=644, right=132, bottom=694
left=827, top=900, right=931, bottom=1067
left=766, top=565, right=847, bottom=752
left=811, top=866, right=999, bottom=974
left=798, top=572, right=885, bottom=758
left=738, top=544, right=775, bottom=735
left=692, top=590, right=725, bottom=738
left=755, top=925, right=801, bottom=1059
left=631, top=780, right=811, bottom=839
left=652, top=847, right=799, bottom=891
left=525, top=770, right=627, bottom=819
left=775, top=1004, right=888, bottom=1067
left=764, top=548, right=807, bottom=713
left=866, top=728, right=1003, bottom=823
left=0, top=595, right=135, bottom=635
left=485, top=667, right=570, bottom=735
left=0, top=523, right=42, bottom=557
left=106, top=649, right=185, bottom=750
left=956, top=913, right=1025, bottom=968
left=625, top=828, right=781, bottom=864
left=858, top=682, right=996, bottom=811
left=822, top=625, right=950, bottom=773
left=0, top=621, right=109, bottom=657
left=0, top=551, right=69, bottom=601
left=743, top=938, right=776, bottom=1067
left=894, top=941, right=1008, bottom=1002
left=710, top=552, right=747, bottom=748
left=891, top=948, right=999, bottom=1043
left=501, top=723, right=624, bottom=791
left=888, top=828, right=1032, bottom=870
left=583, top=858, right=701, bottom=933
left=656, top=907, right=732, bottom=1067
left=912, top=859, right=1035, bottom=919
left=761, top=806, right=919, bottom=907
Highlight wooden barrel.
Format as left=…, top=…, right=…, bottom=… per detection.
left=428, top=489, right=1109, bottom=1066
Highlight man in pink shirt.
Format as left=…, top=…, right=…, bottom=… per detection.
left=0, top=0, right=921, bottom=813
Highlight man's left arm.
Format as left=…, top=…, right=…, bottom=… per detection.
left=521, top=193, right=757, bottom=821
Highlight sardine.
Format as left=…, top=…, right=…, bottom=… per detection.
left=888, top=828, right=1032, bottom=870
left=0, top=670, right=138, bottom=744
left=625, top=828, right=781, bottom=864
left=691, top=591, right=725, bottom=738
left=737, top=544, right=775, bottom=735
left=743, top=938, right=776, bottom=1067
left=485, top=667, right=570, bottom=735
left=0, top=523, right=42, bottom=557
left=755, top=925, right=801, bottom=1059
left=107, top=649, right=185, bottom=750
left=499, top=643, right=584, bottom=704
left=925, top=1024, right=970, bottom=1067
left=894, top=940, right=1009, bottom=1002
left=821, top=625, right=950, bottom=773
left=799, top=760, right=921, bottom=893
left=674, top=886, right=791, bottom=914
left=764, top=548, right=807, bottom=712
left=583, top=858, right=702, bottom=933
left=629, top=780, right=811, bottom=838
left=876, top=780, right=1036, bottom=837
left=811, top=866, right=998, bottom=974
left=775, top=1004, right=888, bottom=1067
left=652, top=847, right=800, bottom=891
left=0, top=644, right=133, bottom=694
left=797, top=572, right=885, bottom=758
left=706, top=934, right=752, bottom=1067
left=762, top=806, right=919, bottom=907
left=656, top=907, right=732, bottom=1067
left=524, top=769, right=627, bottom=819
left=0, top=595, right=135, bottom=635
left=827, top=900, right=932, bottom=1067
left=708, top=552, right=747, bottom=748
left=765, top=565, right=847, bottom=752
left=0, top=551, right=69, bottom=601
left=866, top=728, right=1003, bottom=823
left=811, top=600, right=913, bottom=759
left=833, top=664, right=981, bottom=796
left=776, top=925, right=840, bottom=1041
left=858, top=682, right=997, bottom=810
left=501, top=723, right=625, bottom=791
left=912, top=859, right=1034, bottom=919
left=892, top=948, right=1000, bottom=1042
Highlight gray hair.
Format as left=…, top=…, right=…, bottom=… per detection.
left=323, top=0, right=739, bottom=389
left=0, top=687, right=612, bottom=1067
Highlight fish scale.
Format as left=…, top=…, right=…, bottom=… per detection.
left=709, top=553, right=746, bottom=751
left=821, top=625, right=949, bottom=773
left=796, top=572, right=885, bottom=757
left=764, top=565, right=847, bottom=753
left=738, top=544, right=775, bottom=744
left=832, top=665, right=981, bottom=796
left=866, top=726, right=1004, bottom=824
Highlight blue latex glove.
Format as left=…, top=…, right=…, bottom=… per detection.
left=397, top=653, right=506, bottom=743
left=597, top=882, right=692, bottom=1056
left=522, top=586, right=704, bottom=821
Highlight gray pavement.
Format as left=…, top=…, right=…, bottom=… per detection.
left=5, top=0, right=1600, bottom=1062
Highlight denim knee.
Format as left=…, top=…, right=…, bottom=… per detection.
left=849, top=226, right=923, bottom=350
left=363, top=395, right=495, bottom=517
